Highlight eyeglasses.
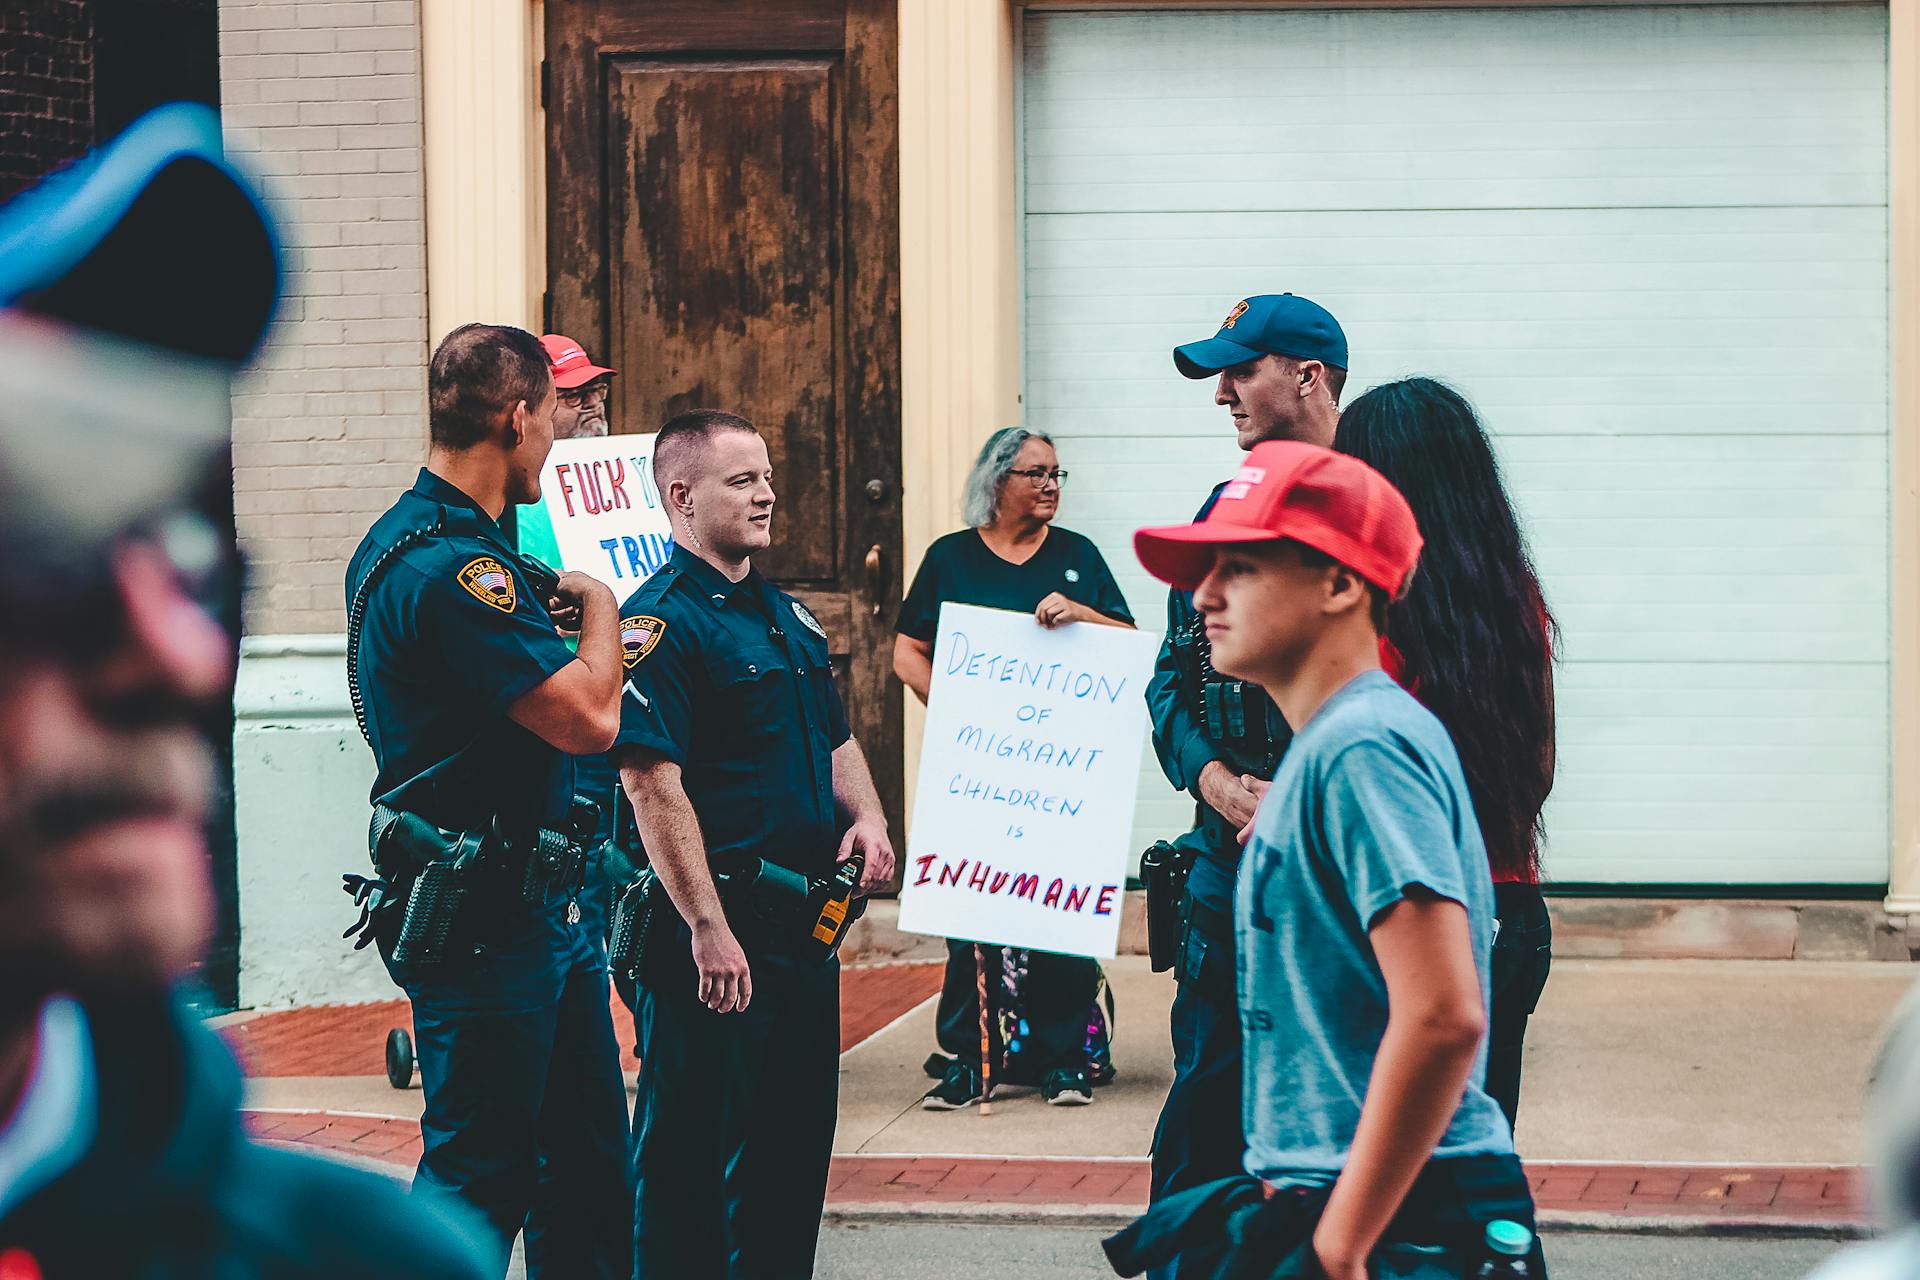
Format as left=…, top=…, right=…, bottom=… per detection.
left=1008, top=468, right=1068, bottom=488
left=557, top=382, right=610, bottom=408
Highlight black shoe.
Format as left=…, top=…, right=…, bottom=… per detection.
left=1042, top=1066, right=1094, bottom=1107
left=921, top=1060, right=983, bottom=1111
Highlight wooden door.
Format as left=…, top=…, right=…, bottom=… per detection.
left=547, top=0, right=904, bottom=831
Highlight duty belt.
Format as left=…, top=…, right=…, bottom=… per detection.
left=341, top=804, right=596, bottom=963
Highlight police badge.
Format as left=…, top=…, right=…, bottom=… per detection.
left=791, top=599, right=828, bottom=639
left=456, top=557, right=516, bottom=612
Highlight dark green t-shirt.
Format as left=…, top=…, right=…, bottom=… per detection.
left=896, top=526, right=1133, bottom=641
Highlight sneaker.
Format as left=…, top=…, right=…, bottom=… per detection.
left=1042, top=1066, right=1094, bottom=1107
left=921, top=1060, right=983, bottom=1111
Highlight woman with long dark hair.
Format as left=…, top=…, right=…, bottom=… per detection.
left=1334, top=377, right=1557, bottom=1130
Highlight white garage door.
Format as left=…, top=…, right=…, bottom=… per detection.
left=1021, top=5, right=1889, bottom=885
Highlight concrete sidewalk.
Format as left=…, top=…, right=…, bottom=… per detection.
left=837, top=956, right=1911, bottom=1166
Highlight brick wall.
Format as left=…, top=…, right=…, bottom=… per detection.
left=219, top=0, right=428, bottom=635
left=0, top=1, right=94, bottom=199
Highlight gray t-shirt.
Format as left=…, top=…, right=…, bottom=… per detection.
left=1236, top=670, right=1512, bottom=1186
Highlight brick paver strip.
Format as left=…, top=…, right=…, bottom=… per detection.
left=231, top=964, right=1862, bottom=1229
left=225, top=960, right=942, bottom=1076
left=243, top=1112, right=1867, bottom=1229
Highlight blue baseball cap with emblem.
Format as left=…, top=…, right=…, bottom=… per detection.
left=0, top=104, right=283, bottom=639
left=1172, top=293, right=1347, bottom=380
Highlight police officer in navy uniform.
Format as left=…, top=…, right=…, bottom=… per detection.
left=346, top=323, right=632, bottom=1278
left=613, top=409, right=896, bottom=1279
left=1144, top=294, right=1349, bottom=1280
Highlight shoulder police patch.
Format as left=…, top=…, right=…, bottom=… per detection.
left=791, top=599, right=828, bottom=640
left=622, top=615, right=667, bottom=668
left=457, top=557, right=517, bottom=612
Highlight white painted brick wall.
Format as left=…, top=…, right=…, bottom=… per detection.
left=219, top=0, right=427, bottom=634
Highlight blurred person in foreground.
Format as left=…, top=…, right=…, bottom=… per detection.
left=0, top=105, right=489, bottom=1277
left=895, top=426, right=1135, bottom=1110
left=1334, top=378, right=1558, bottom=1131
left=1110, top=442, right=1544, bottom=1280
left=1805, top=981, right=1920, bottom=1279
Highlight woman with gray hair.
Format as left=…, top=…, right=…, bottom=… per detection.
left=894, top=426, right=1134, bottom=1110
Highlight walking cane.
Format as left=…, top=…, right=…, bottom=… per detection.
left=975, top=942, right=992, bottom=1116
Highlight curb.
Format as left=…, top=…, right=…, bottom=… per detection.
left=1534, top=1209, right=1869, bottom=1240
left=822, top=1199, right=1871, bottom=1239
left=825, top=1201, right=1141, bottom=1229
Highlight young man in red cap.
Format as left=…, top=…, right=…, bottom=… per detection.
left=541, top=333, right=617, bottom=440
left=1115, top=442, right=1545, bottom=1279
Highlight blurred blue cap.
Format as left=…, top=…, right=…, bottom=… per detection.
left=0, top=105, right=283, bottom=570
left=0, top=102, right=281, bottom=364
left=1172, top=293, right=1347, bottom=380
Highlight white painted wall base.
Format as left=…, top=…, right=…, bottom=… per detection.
left=234, top=634, right=395, bottom=1009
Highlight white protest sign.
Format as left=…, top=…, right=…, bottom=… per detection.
left=515, top=434, right=675, bottom=594
left=896, top=603, right=1160, bottom=959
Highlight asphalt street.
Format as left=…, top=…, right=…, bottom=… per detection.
left=811, top=1222, right=1848, bottom=1278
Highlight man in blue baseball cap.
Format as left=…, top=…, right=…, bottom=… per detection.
left=1141, top=292, right=1350, bottom=1279
left=1172, top=292, right=1348, bottom=450
left=0, top=106, right=490, bottom=1277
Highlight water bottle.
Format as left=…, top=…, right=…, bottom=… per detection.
left=1474, top=1220, right=1532, bottom=1278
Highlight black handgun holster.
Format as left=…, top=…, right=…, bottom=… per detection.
left=365, top=805, right=491, bottom=966
left=607, top=867, right=662, bottom=982
left=1139, top=840, right=1190, bottom=973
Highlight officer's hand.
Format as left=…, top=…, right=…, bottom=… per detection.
left=838, top=821, right=896, bottom=894
left=1197, top=761, right=1265, bottom=831
left=547, top=570, right=613, bottom=631
left=691, top=920, right=753, bottom=1013
left=1034, top=592, right=1087, bottom=629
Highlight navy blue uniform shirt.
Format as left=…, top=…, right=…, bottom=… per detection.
left=613, top=544, right=852, bottom=877
left=347, top=469, right=578, bottom=835
left=1144, top=484, right=1290, bottom=915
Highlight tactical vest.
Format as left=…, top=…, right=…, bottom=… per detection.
left=1169, top=608, right=1288, bottom=781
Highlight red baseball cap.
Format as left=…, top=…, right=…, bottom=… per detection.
left=540, top=333, right=617, bottom=389
left=1135, top=441, right=1423, bottom=596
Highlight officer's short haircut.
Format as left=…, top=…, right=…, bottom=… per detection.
left=653, top=408, right=758, bottom=491
left=428, top=323, right=552, bottom=450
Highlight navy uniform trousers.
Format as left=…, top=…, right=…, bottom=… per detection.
left=382, top=894, right=633, bottom=1279
left=632, top=935, right=840, bottom=1280
left=1147, top=908, right=1247, bottom=1280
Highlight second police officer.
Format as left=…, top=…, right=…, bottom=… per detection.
left=612, top=409, right=897, bottom=1279
left=345, top=324, right=633, bottom=1279
left=1143, top=294, right=1350, bottom=1280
